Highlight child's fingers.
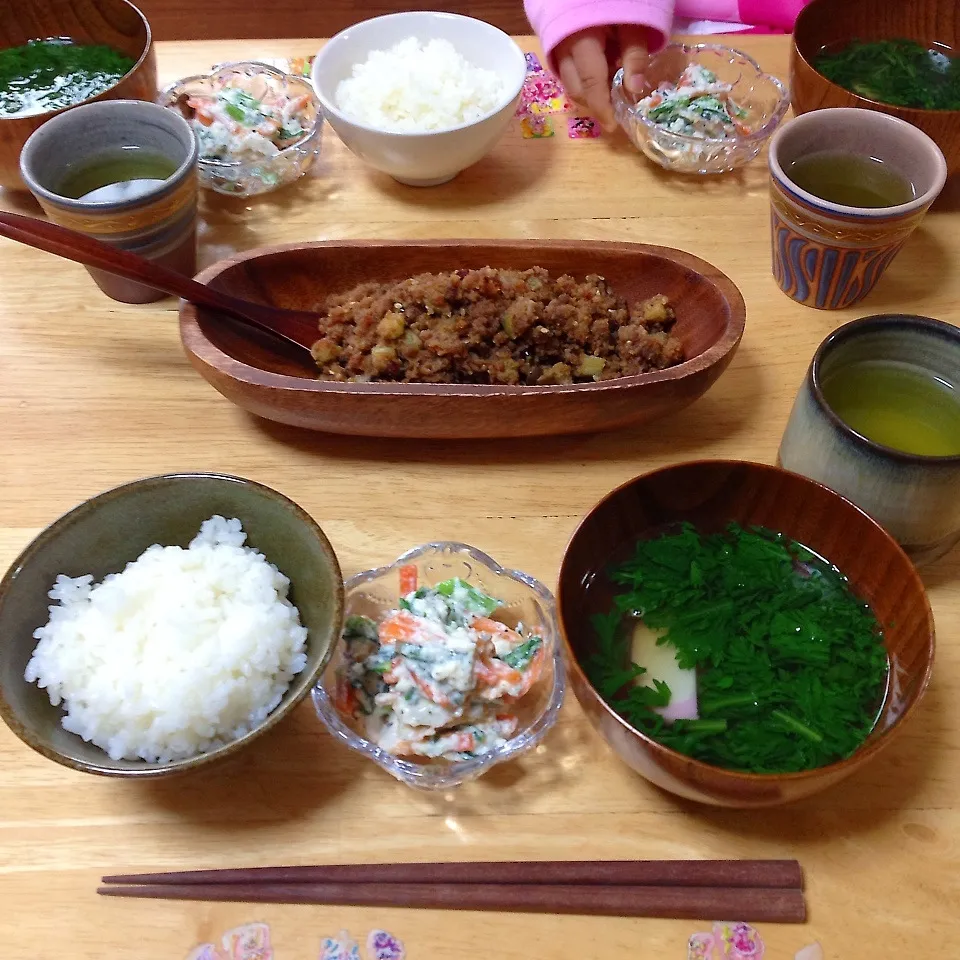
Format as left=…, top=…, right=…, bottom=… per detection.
left=618, top=25, right=650, bottom=96
left=558, top=31, right=617, bottom=131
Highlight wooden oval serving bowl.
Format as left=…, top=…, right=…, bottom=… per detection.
left=558, top=460, right=935, bottom=808
left=790, top=0, right=960, bottom=177
left=0, top=0, right=158, bottom=191
left=180, top=239, right=746, bottom=440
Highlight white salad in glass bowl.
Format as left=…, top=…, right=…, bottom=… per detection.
left=160, top=61, right=323, bottom=196
left=613, top=43, right=788, bottom=175
left=313, top=541, right=565, bottom=789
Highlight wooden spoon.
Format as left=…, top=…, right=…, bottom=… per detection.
left=0, top=211, right=319, bottom=355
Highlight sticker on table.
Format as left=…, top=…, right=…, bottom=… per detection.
left=687, top=923, right=764, bottom=960
left=187, top=945, right=227, bottom=960
left=519, top=73, right=567, bottom=115
left=286, top=55, right=316, bottom=78
left=222, top=923, right=273, bottom=960
left=688, top=932, right=717, bottom=960
left=713, top=921, right=764, bottom=958
left=520, top=115, right=555, bottom=138
left=568, top=116, right=601, bottom=138
left=524, top=51, right=544, bottom=74
left=366, top=929, right=405, bottom=960
left=320, top=931, right=361, bottom=960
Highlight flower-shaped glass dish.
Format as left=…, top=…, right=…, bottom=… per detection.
left=312, top=541, right=565, bottom=790
left=613, top=43, right=788, bottom=175
left=159, top=61, right=323, bottom=196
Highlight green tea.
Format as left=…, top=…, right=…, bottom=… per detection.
left=822, top=359, right=960, bottom=456
left=785, top=151, right=915, bottom=208
left=57, top=148, right=178, bottom=203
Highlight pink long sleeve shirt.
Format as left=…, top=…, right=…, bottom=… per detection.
left=525, top=0, right=809, bottom=70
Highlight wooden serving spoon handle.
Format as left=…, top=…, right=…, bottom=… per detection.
left=0, top=210, right=319, bottom=354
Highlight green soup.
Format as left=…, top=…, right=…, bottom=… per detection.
left=822, top=359, right=960, bottom=457
left=785, top=151, right=915, bottom=208
left=0, top=38, right=135, bottom=118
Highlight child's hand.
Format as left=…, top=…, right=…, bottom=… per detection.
left=554, top=26, right=650, bottom=132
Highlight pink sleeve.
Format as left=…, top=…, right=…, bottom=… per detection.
left=524, top=0, right=675, bottom=69
left=737, top=0, right=810, bottom=29
left=675, top=0, right=809, bottom=28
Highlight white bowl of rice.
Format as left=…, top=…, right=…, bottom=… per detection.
left=311, top=11, right=526, bottom=186
left=0, top=473, right=344, bottom=777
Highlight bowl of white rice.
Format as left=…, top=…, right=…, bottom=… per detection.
left=311, top=11, right=526, bottom=186
left=0, top=473, right=344, bottom=777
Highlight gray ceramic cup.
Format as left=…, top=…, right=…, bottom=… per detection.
left=19, top=99, right=199, bottom=304
left=778, top=314, right=960, bottom=565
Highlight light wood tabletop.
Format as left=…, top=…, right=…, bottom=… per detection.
left=1, top=34, right=958, bottom=960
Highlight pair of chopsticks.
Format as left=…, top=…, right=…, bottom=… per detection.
left=99, top=859, right=806, bottom=923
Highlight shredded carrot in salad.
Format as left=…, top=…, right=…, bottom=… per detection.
left=334, top=574, right=546, bottom=761
left=636, top=63, right=752, bottom=138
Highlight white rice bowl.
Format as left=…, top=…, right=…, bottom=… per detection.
left=334, top=36, right=508, bottom=132
left=23, top=516, right=308, bottom=764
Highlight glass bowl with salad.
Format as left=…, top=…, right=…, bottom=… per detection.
left=159, top=61, right=322, bottom=196
left=312, top=541, right=565, bottom=790
left=612, top=43, right=788, bottom=175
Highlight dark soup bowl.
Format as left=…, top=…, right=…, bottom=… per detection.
left=0, top=0, right=158, bottom=190
left=790, top=0, right=960, bottom=177
left=558, top=459, right=935, bottom=808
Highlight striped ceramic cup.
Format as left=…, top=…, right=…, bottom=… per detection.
left=19, top=99, right=198, bottom=304
left=767, top=108, right=947, bottom=311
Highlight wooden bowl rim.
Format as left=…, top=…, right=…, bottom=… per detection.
left=0, top=0, right=154, bottom=127
left=791, top=0, right=960, bottom=119
left=558, top=457, right=936, bottom=785
left=180, top=238, right=747, bottom=397
left=0, top=471, right=345, bottom=778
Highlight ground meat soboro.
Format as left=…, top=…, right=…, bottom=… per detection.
left=310, top=267, right=685, bottom=385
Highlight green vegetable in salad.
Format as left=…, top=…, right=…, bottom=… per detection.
left=814, top=39, right=960, bottom=111
left=586, top=523, right=888, bottom=774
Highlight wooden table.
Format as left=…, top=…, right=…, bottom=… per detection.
left=1, top=35, right=958, bottom=960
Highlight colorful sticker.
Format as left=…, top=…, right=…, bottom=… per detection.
left=568, top=116, right=601, bottom=138
left=688, top=933, right=717, bottom=960
left=687, top=923, right=764, bottom=960
left=286, top=55, right=316, bottom=78
left=520, top=115, right=555, bottom=138
left=524, top=52, right=544, bottom=74
left=319, top=931, right=361, bottom=960
left=222, top=923, right=273, bottom=960
left=518, top=73, right=567, bottom=115
left=187, top=945, right=227, bottom=960
left=714, top=921, right=764, bottom=959
left=366, top=930, right=405, bottom=960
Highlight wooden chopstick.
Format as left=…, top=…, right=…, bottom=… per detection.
left=101, top=858, right=803, bottom=890
left=97, top=880, right=806, bottom=923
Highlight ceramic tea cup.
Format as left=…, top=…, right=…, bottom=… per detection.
left=19, top=99, right=198, bottom=304
left=778, top=314, right=960, bottom=565
left=767, top=108, right=947, bottom=310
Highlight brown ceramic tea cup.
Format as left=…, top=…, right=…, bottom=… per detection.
left=767, top=108, right=947, bottom=310
left=19, top=99, right=198, bottom=304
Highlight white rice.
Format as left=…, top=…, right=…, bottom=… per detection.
left=334, top=37, right=508, bottom=132
left=23, top=516, right=308, bottom=764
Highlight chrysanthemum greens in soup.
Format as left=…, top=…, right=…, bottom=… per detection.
left=814, top=38, right=960, bottom=112
left=586, top=523, right=889, bottom=774
left=0, top=38, right=135, bottom=118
